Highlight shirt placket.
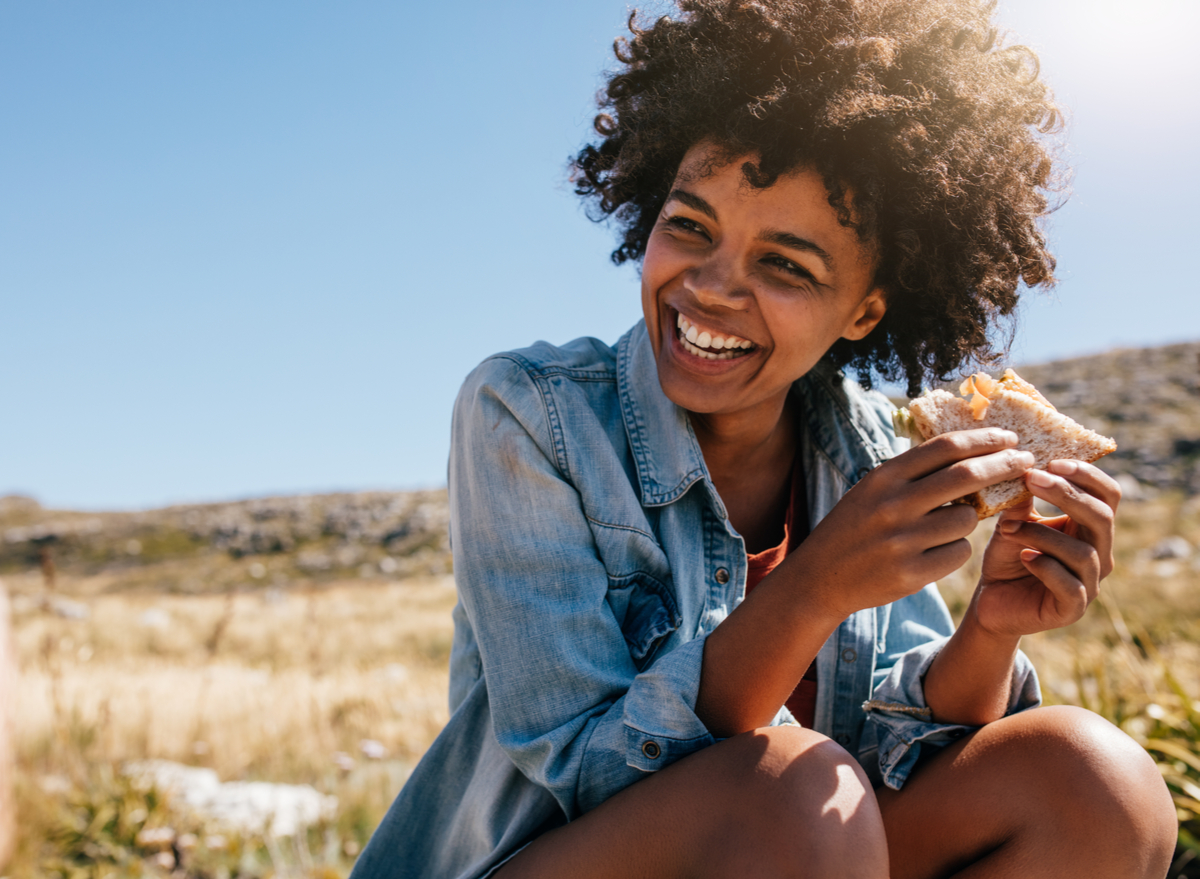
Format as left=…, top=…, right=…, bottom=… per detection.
left=829, top=608, right=876, bottom=749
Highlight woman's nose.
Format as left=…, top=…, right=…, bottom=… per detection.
left=683, top=252, right=747, bottom=309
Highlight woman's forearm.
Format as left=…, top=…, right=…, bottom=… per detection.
left=923, top=599, right=1021, bottom=726
left=694, top=550, right=845, bottom=738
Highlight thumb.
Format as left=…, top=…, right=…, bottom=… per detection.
left=997, top=498, right=1037, bottom=526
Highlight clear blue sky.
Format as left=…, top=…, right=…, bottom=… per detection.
left=3, top=0, right=1197, bottom=510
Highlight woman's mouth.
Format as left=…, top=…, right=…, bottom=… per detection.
left=675, top=312, right=756, bottom=361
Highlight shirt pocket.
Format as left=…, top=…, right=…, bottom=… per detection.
left=605, top=571, right=680, bottom=670
left=589, top=520, right=681, bottom=671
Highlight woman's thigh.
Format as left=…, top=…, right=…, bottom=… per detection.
left=876, top=705, right=1176, bottom=879
left=498, top=726, right=888, bottom=879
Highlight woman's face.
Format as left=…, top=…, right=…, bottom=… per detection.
left=641, top=143, right=887, bottom=420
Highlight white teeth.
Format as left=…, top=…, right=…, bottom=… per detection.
left=675, top=313, right=754, bottom=358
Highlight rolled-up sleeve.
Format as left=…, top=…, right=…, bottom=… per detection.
left=449, top=357, right=714, bottom=819
left=861, top=584, right=1041, bottom=790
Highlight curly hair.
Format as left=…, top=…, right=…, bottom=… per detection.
left=572, top=0, right=1063, bottom=395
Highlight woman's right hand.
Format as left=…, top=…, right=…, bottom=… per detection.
left=697, top=427, right=1033, bottom=736
left=793, top=428, right=1035, bottom=620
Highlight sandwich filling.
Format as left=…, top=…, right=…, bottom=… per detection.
left=960, top=368, right=1055, bottom=421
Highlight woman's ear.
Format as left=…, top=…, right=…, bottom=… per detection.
left=841, top=288, right=887, bottom=341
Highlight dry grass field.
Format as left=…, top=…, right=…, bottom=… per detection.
left=7, top=490, right=1200, bottom=878
left=5, top=341, right=1199, bottom=877
left=6, top=576, right=457, bottom=878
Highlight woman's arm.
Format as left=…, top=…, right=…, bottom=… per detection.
left=449, top=355, right=716, bottom=818
left=695, top=428, right=1036, bottom=737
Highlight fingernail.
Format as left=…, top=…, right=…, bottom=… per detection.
left=1027, top=469, right=1054, bottom=487
left=999, top=519, right=1021, bottom=534
left=1000, top=430, right=1019, bottom=445
left=1018, top=452, right=1036, bottom=468
left=1020, top=549, right=1041, bottom=563
left=1048, top=459, right=1077, bottom=476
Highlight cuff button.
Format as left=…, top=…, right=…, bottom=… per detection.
left=642, top=740, right=661, bottom=759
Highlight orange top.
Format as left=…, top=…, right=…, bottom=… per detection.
left=743, top=459, right=818, bottom=728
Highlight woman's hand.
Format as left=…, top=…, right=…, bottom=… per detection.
left=794, top=428, right=1035, bottom=620
left=698, top=427, right=1032, bottom=736
left=971, top=459, right=1121, bottom=639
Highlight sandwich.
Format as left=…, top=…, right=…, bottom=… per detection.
left=892, top=369, right=1117, bottom=519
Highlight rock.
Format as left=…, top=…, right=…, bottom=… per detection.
left=1115, top=473, right=1148, bottom=502
left=123, top=759, right=337, bottom=838
left=359, top=739, right=387, bottom=760
left=46, top=597, right=90, bottom=620
left=138, top=608, right=171, bottom=629
left=1151, top=536, right=1192, bottom=560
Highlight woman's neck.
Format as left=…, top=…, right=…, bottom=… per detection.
left=691, top=392, right=799, bottom=552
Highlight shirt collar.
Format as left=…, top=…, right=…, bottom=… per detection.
left=617, top=321, right=710, bottom=508
left=616, top=320, right=892, bottom=508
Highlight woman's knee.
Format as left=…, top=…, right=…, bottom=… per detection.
left=1012, top=706, right=1170, bottom=801
left=700, top=726, right=888, bottom=876
left=990, top=705, right=1177, bottom=872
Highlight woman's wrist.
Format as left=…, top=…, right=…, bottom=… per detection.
left=925, top=606, right=1021, bottom=726
left=959, top=597, right=1024, bottom=655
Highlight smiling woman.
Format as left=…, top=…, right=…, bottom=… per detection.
left=349, top=2, right=1176, bottom=877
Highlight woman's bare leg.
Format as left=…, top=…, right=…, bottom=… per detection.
left=877, top=705, right=1176, bottom=879
left=498, top=725, right=889, bottom=879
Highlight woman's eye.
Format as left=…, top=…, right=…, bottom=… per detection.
left=664, top=215, right=707, bottom=237
left=765, top=255, right=815, bottom=282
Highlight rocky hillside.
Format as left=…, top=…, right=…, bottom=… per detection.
left=3, top=340, right=1197, bottom=594
left=0, top=490, right=450, bottom=593
left=1016, top=341, right=1200, bottom=496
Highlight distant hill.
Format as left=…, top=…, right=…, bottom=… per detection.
left=1014, top=341, right=1200, bottom=496
left=3, top=340, right=1197, bottom=593
left=0, top=490, right=450, bottom=593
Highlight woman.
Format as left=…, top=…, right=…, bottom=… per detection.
left=353, top=1, right=1176, bottom=876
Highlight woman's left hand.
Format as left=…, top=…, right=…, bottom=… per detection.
left=972, top=459, right=1121, bottom=639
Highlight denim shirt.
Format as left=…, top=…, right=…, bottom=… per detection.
left=351, top=322, right=1040, bottom=879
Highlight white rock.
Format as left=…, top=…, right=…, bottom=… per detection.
left=1151, top=536, right=1192, bottom=560
left=1115, top=473, right=1147, bottom=502
left=359, top=739, right=387, bottom=760
left=47, top=597, right=90, bottom=620
left=138, top=608, right=171, bottom=629
left=123, top=759, right=337, bottom=838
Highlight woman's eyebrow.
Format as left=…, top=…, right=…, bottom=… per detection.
left=664, top=188, right=717, bottom=220
left=759, top=229, right=835, bottom=272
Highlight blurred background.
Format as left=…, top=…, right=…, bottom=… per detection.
left=2, top=1, right=1199, bottom=877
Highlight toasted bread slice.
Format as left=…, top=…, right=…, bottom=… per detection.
left=904, top=372, right=1117, bottom=518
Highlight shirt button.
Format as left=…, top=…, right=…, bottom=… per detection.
left=841, top=648, right=857, bottom=664
left=642, top=741, right=661, bottom=759
left=836, top=734, right=851, bottom=746
left=715, top=567, right=730, bottom=585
